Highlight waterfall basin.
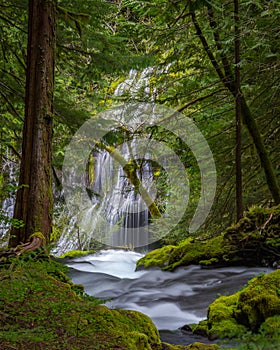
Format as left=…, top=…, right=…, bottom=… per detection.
left=65, top=249, right=272, bottom=344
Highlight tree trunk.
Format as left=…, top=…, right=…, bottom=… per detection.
left=240, top=97, right=280, bottom=204
left=9, top=0, right=56, bottom=247
left=191, top=10, right=280, bottom=205
left=234, top=0, right=243, bottom=220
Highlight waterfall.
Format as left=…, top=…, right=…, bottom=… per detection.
left=91, top=142, right=155, bottom=248
left=0, top=149, right=19, bottom=245
left=55, top=140, right=158, bottom=254
left=55, top=65, right=193, bottom=255
left=54, top=67, right=160, bottom=254
left=114, top=67, right=156, bottom=99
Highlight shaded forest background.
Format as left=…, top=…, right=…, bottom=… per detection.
left=1, top=0, right=280, bottom=246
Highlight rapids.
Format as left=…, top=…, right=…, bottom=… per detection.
left=66, top=249, right=272, bottom=344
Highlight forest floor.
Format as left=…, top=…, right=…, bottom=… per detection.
left=0, top=253, right=218, bottom=350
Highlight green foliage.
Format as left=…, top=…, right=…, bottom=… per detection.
left=0, top=210, right=24, bottom=229
left=121, top=0, right=280, bottom=232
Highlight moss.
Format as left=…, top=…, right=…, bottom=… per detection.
left=207, top=294, right=247, bottom=339
left=191, top=320, right=208, bottom=337
left=235, top=269, right=280, bottom=331
left=138, top=205, right=280, bottom=271
left=186, top=343, right=219, bottom=350
left=136, top=244, right=176, bottom=269
left=199, top=258, right=219, bottom=266
left=198, top=269, right=280, bottom=342
left=153, top=343, right=220, bottom=350
left=223, top=204, right=280, bottom=266
left=0, top=260, right=161, bottom=349
left=30, top=231, right=46, bottom=241
left=58, top=249, right=95, bottom=259
left=259, top=315, right=280, bottom=338
left=137, top=235, right=230, bottom=271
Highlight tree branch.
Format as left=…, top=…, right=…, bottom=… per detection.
left=95, top=141, right=161, bottom=219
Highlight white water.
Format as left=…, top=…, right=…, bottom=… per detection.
left=65, top=249, right=146, bottom=279
left=55, top=68, right=160, bottom=254
left=67, top=249, right=273, bottom=331
left=0, top=149, right=18, bottom=244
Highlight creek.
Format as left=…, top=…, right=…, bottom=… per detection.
left=66, top=249, right=272, bottom=345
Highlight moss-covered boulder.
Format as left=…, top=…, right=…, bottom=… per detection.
left=137, top=205, right=280, bottom=271
left=58, top=249, right=96, bottom=259
left=189, top=270, right=280, bottom=343
left=137, top=235, right=231, bottom=271
left=207, top=294, right=247, bottom=339
left=136, top=244, right=177, bottom=270
left=153, top=342, right=219, bottom=350
left=235, top=269, right=280, bottom=331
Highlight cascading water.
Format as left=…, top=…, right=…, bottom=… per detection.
left=55, top=140, right=157, bottom=253
left=92, top=144, right=154, bottom=247
left=55, top=67, right=164, bottom=254
left=0, top=149, right=18, bottom=245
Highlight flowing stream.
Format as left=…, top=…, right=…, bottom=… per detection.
left=66, top=249, right=272, bottom=345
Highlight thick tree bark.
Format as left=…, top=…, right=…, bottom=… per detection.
left=9, top=0, right=56, bottom=247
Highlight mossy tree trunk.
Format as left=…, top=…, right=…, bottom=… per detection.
left=9, top=0, right=56, bottom=247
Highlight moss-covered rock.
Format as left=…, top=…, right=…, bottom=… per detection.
left=153, top=342, right=219, bottom=350
left=137, top=205, right=280, bottom=271
left=207, top=294, right=247, bottom=339
left=185, top=344, right=219, bottom=350
left=137, top=235, right=231, bottom=271
left=190, top=320, right=209, bottom=338
left=136, top=244, right=177, bottom=270
left=235, top=269, right=280, bottom=331
left=188, top=270, right=280, bottom=343
left=58, top=249, right=95, bottom=259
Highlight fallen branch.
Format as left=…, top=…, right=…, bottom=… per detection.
left=259, top=212, right=273, bottom=234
